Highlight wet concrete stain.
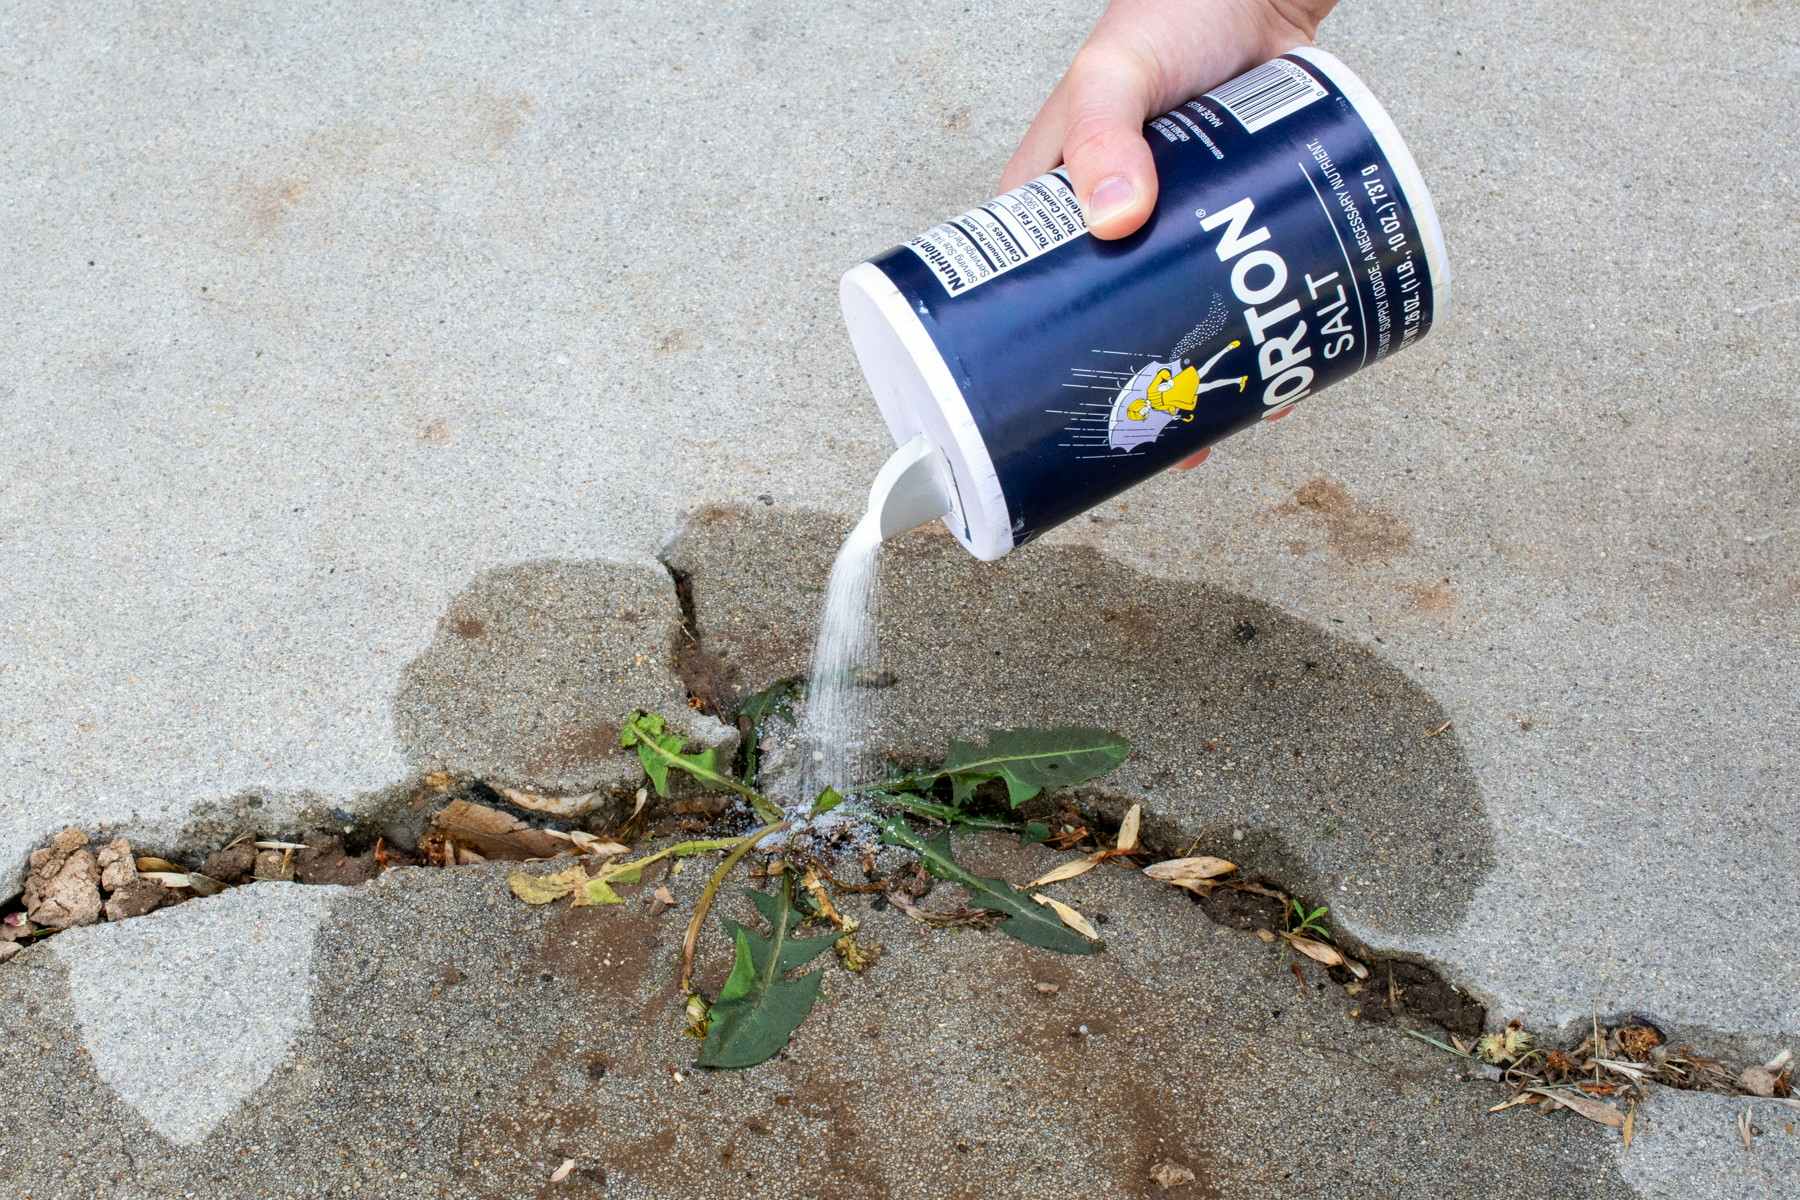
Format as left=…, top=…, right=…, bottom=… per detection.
left=243, top=178, right=309, bottom=237
left=1402, top=577, right=1458, bottom=615
left=663, top=505, right=1495, bottom=938
left=392, top=560, right=687, bottom=796
left=1273, top=477, right=1414, bottom=564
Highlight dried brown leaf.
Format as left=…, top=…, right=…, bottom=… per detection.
left=1283, top=933, right=1344, bottom=968
left=1527, top=1088, right=1626, bottom=1129
left=185, top=873, right=227, bottom=898
left=1031, top=894, right=1098, bottom=941
left=1622, top=1103, right=1636, bottom=1150
left=1115, top=804, right=1142, bottom=854
left=133, top=857, right=182, bottom=874
left=1143, top=856, right=1236, bottom=893
left=431, top=800, right=566, bottom=861
left=138, top=871, right=193, bottom=889
left=1028, top=856, right=1100, bottom=888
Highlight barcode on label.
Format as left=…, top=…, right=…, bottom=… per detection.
left=1204, top=59, right=1328, bottom=134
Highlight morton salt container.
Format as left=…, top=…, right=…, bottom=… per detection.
left=840, top=47, right=1450, bottom=560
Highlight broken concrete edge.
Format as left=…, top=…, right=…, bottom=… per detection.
left=0, top=709, right=741, bottom=903
left=7, top=778, right=1793, bottom=1118
left=1027, top=784, right=1798, bottom=1102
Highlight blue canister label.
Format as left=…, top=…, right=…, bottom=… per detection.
left=866, top=51, right=1442, bottom=550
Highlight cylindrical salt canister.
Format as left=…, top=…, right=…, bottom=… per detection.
left=840, top=47, right=1450, bottom=560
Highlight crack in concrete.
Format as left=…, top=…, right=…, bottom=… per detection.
left=6, top=518, right=1791, bottom=1100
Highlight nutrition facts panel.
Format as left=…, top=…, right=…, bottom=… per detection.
left=904, top=169, right=1089, bottom=297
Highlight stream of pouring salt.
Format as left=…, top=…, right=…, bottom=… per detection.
left=795, top=511, right=884, bottom=804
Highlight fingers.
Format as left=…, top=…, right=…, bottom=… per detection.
left=1058, top=43, right=1161, bottom=239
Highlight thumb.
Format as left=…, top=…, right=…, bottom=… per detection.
left=1059, top=44, right=1161, bottom=240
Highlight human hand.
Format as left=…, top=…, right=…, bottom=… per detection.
left=1001, top=0, right=1336, bottom=470
left=1000, top=0, right=1338, bottom=239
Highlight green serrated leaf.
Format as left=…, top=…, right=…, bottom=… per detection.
left=577, top=877, right=625, bottom=906
left=948, top=771, right=993, bottom=807
left=810, top=787, right=844, bottom=818
left=696, top=881, right=840, bottom=1069
left=941, top=727, right=1130, bottom=808
left=619, top=711, right=782, bottom=822
left=876, top=817, right=1100, bottom=955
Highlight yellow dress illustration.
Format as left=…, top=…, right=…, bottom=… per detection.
left=1125, top=339, right=1248, bottom=423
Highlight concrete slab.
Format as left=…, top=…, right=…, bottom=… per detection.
left=1619, top=1089, right=1800, bottom=1200
left=2, top=0, right=1795, bottom=1160
left=0, top=853, right=1640, bottom=1198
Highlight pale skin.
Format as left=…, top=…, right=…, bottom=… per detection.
left=1000, top=0, right=1339, bottom=468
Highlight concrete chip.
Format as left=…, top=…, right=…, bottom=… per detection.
left=23, top=827, right=103, bottom=930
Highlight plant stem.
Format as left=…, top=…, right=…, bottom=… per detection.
left=679, top=819, right=789, bottom=994
left=879, top=771, right=941, bottom=795
left=881, top=792, right=1028, bottom=835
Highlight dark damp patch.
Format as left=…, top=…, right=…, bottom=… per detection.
left=661, top=504, right=1496, bottom=939
left=391, top=560, right=689, bottom=797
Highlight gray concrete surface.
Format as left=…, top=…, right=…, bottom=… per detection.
left=2, top=0, right=1797, bottom=1193
left=0, top=853, right=1641, bottom=1199
left=1620, top=1089, right=1800, bottom=1200
left=50, top=881, right=344, bottom=1147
